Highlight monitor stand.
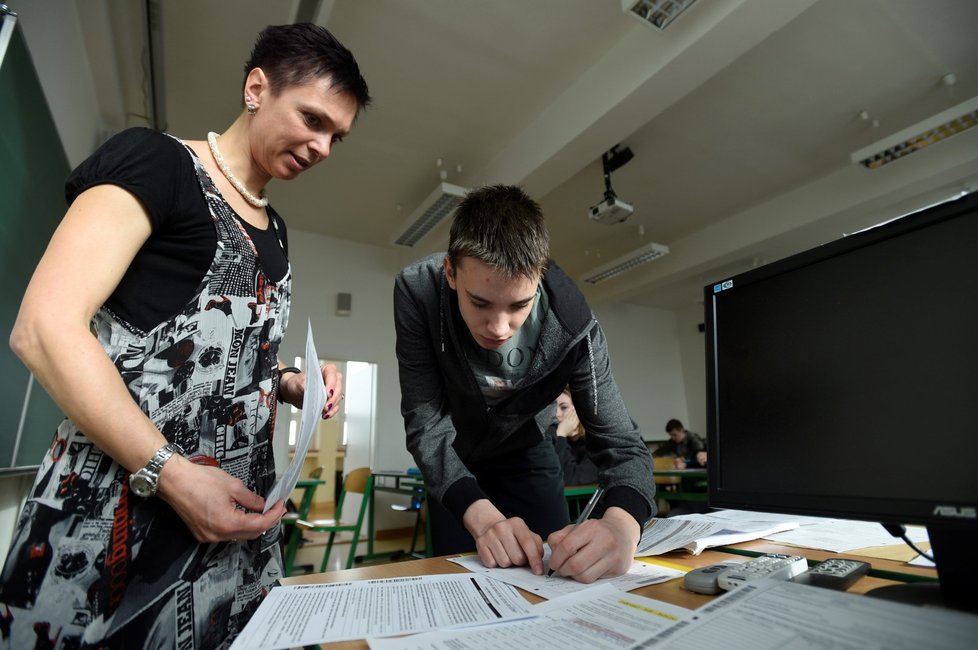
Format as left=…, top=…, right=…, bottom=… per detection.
left=865, top=525, right=978, bottom=613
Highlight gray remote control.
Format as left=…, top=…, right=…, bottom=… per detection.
left=791, top=558, right=871, bottom=590
left=716, top=553, right=809, bottom=591
left=684, top=560, right=744, bottom=595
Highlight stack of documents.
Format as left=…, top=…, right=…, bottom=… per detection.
left=233, top=573, right=978, bottom=649
left=373, top=579, right=978, bottom=650
left=636, top=510, right=800, bottom=556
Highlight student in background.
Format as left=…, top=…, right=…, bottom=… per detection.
left=551, top=387, right=600, bottom=485
left=653, top=418, right=707, bottom=468
left=394, top=184, right=655, bottom=584
left=1, top=24, right=369, bottom=646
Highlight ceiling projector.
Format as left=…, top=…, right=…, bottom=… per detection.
left=589, top=194, right=634, bottom=224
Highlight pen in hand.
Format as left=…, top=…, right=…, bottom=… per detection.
left=547, top=486, right=606, bottom=577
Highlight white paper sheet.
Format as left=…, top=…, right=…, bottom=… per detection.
left=368, top=583, right=693, bottom=650
left=635, top=515, right=798, bottom=556
left=229, top=573, right=534, bottom=649
left=630, top=578, right=978, bottom=649
left=447, top=549, right=684, bottom=600
left=263, top=321, right=326, bottom=512
left=694, top=509, right=831, bottom=527
left=763, top=519, right=929, bottom=553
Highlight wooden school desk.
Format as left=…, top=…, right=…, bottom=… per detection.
left=278, top=540, right=939, bottom=649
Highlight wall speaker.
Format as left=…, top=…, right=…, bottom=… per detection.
left=336, top=292, right=352, bottom=317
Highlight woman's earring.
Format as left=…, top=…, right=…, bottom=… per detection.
left=246, top=102, right=257, bottom=115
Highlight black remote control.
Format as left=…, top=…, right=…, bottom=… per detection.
left=791, top=558, right=871, bottom=591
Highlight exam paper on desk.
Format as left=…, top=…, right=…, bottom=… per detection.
left=448, top=548, right=684, bottom=600
left=368, top=583, right=693, bottom=650
left=631, top=578, right=978, bottom=650
left=229, top=574, right=533, bottom=650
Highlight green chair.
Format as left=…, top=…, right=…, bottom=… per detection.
left=295, top=467, right=374, bottom=571
left=281, top=465, right=326, bottom=575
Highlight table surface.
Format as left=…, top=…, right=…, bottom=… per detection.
left=279, top=539, right=938, bottom=649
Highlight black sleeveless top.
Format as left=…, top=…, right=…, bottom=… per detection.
left=65, top=127, right=289, bottom=332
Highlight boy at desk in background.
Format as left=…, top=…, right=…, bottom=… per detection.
left=394, top=184, right=656, bottom=584
left=654, top=418, right=708, bottom=468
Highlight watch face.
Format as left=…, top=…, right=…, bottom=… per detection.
left=129, top=471, right=156, bottom=498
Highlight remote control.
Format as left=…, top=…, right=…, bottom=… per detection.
left=791, top=557, right=871, bottom=591
left=716, top=553, right=809, bottom=591
left=684, top=560, right=743, bottom=595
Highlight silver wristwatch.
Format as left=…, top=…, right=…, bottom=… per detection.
left=129, top=443, right=184, bottom=498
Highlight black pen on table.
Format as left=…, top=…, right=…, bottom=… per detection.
left=547, top=485, right=606, bottom=577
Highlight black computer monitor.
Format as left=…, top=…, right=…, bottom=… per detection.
left=704, top=191, right=978, bottom=611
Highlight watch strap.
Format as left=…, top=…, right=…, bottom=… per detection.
left=145, top=442, right=183, bottom=475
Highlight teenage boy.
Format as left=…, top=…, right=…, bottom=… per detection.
left=393, top=184, right=655, bottom=583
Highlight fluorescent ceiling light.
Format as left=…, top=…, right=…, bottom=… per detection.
left=850, top=96, right=978, bottom=170
left=392, top=182, right=468, bottom=247
left=580, top=242, right=670, bottom=285
left=622, top=0, right=698, bottom=31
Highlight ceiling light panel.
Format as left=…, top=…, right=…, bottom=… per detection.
left=851, top=96, right=978, bottom=170
left=622, top=0, right=698, bottom=31
left=580, top=242, right=670, bottom=285
left=392, top=182, right=468, bottom=247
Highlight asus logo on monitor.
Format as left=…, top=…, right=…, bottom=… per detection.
left=932, top=506, right=977, bottom=519
left=713, top=280, right=733, bottom=293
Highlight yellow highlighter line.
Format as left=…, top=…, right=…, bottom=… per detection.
left=636, top=557, right=692, bottom=573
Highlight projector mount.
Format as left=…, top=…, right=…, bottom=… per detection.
left=589, top=144, right=635, bottom=224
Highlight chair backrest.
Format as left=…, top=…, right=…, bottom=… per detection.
left=308, top=465, right=327, bottom=480
left=652, top=456, right=676, bottom=471
left=334, top=467, right=374, bottom=525
left=652, top=456, right=682, bottom=485
left=344, top=467, right=372, bottom=494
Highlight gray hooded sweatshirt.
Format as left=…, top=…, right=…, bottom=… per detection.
left=394, top=254, right=656, bottom=526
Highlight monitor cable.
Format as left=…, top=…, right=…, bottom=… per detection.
left=882, top=523, right=935, bottom=563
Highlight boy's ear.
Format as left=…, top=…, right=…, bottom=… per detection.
left=443, top=256, right=457, bottom=289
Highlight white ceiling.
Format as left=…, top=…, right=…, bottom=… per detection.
left=79, top=0, right=978, bottom=310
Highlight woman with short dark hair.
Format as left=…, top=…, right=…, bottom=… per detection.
left=2, top=23, right=369, bottom=647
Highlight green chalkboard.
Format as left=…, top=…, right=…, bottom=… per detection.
left=0, top=13, right=69, bottom=471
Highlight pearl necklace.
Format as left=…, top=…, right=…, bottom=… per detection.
left=207, top=132, right=268, bottom=208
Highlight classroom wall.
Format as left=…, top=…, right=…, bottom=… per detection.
left=674, top=302, right=709, bottom=436
left=590, top=302, right=690, bottom=441
left=273, top=229, right=410, bottom=471
left=14, top=0, right=103, bottom=168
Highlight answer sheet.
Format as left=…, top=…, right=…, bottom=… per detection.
left=448, top=550, right=684, bottom=599
left=230, top=574, right=533, bottom=649
left=263, top=321, right=325, bottom=512
left=367, top=583, right=692, bottom=650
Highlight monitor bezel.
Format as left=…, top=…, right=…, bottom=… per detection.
left=704, top=192, right=978, bottom=532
